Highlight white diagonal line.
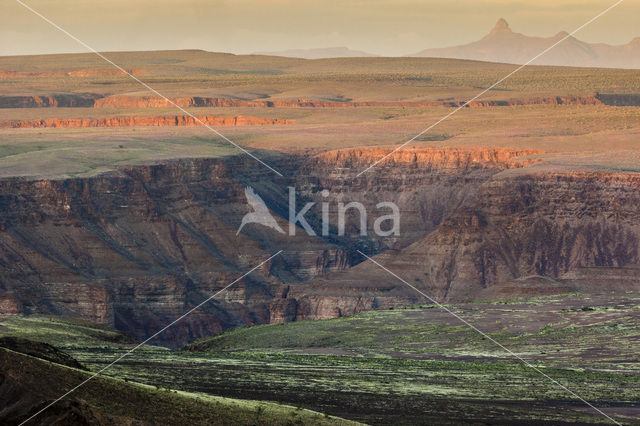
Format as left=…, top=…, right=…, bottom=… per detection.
left=18, top=250, right=283, bottom=426
left=14, top=0, right=283, bottom=177
left=356, top=0, right=624, bottom=177
left=356, top=250, right=621, bottom=425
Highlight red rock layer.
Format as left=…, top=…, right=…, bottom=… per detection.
left=3, top=94, right=638, bottom=109
left=93, top=95, right=608, bottom=109
left=0, top=115, right=294, bottom=129
left=311, top=147, right=543, bottom=169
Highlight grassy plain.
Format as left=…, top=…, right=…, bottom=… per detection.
left=2, top=292, right=638, bottom=424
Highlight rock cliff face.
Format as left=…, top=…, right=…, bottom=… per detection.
left=3, top=93, right=639, bottom=109
left=0, top=94, right=100, bottom=108
left=0, top=156, right=338, bottom=347
left=0, top=115, right=293, bottom=128
left=293, top=169, right=640, bottom=318
left=1, top=148, right=639, bottom=344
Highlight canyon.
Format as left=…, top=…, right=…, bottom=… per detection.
left=1, top=49, right=639, bottom=424
left=1, top=147, right=638, bottom=346
left=0, top=114, right=294, bottom=129
left=1, top=50, right=640, bottom=350
left=3, top=93, right=640, bottom=110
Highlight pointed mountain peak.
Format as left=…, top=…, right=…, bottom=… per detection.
left=483, top=18, right=514, bottom=39
left=492, top=18, right=511, bottom=33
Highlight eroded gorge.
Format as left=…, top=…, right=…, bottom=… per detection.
left=1, top=147, right=638, bottom=347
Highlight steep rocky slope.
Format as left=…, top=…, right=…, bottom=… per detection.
left=3, top=94, right=640, bottom=109
left=0, top=115, right=293, bottom=128
left=0, top=156, right=335, bottom=347
left=1, top=148, right=639, bottom=343
left=291, top=168, right=640, bottom=319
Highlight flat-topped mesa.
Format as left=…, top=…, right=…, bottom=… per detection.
left=311, top=147, right=543, bottom=170
left=0, top=114, right=294, bottom=129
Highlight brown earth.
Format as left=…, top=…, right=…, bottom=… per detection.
left=0, top=69, right=145, bottom=79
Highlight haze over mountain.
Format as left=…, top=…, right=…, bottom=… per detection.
left=255, top=46, right=378, bottom=59
left=410, top=18, right=640, bottom=69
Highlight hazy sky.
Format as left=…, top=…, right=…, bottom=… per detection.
left=1, top=0, right=637, bottom=57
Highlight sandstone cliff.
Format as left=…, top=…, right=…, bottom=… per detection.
left=0, top=156, right=349, bottom=346
left=294, top=168, right=640, bottom=319
left=1, top=148, right=638, bottom=344
left=0, top=115, right=294, bottom=129
left=3, top=93, right=639, bottom=109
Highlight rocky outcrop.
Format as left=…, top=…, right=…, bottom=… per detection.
left=322, top=170, right=640, bottom=305
left=0, top=115, right=294, bottom=128
left=4, top=93, right=638, bottom=109
left=1, top=147, right=639, bottom=343
left=0, top=94, right=100, bottom=108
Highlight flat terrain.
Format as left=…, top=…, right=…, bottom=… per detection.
left=2, top=292, right=638, bottom=425
left=2, top=50, right=640, bottom=177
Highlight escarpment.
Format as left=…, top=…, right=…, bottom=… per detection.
left=0, top=156, right=345, bottom=347
left=0, top=115, right=294, bottom=129
left=292, top=169, right=640, bottom=318
left=3, top=93, right=640, bottom=109
left=413, top=171, right=640, bottom=300
left=293, top=147, right=543, bottom=249
left=1, top=147, right=639, bottom=344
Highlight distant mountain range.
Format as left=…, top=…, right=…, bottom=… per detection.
left=409, top=18, right=640, bottom=69
left=255, top=46, right=377, bottom=59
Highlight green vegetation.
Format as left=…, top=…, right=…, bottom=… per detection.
left=0, top=133, right=236, bottom=178
left=0, top=348, right=357, bottom=425
left=2, top=293, right=638, bottom=424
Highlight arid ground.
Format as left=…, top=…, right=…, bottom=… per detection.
left=1, top=50, right=639, bottom=424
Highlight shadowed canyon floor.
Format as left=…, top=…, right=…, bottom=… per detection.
left=1, top=50, right=640, bottom=424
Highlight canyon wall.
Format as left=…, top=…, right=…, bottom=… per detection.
left=287, top=168, right=640, bottom=320
left=0, top=115, right=294, bottom=129
left=0, top=156, right=345, bottom=347
left=1, top=149, right=639, bottom=344
left=3, top=93, right=639, bottom=109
